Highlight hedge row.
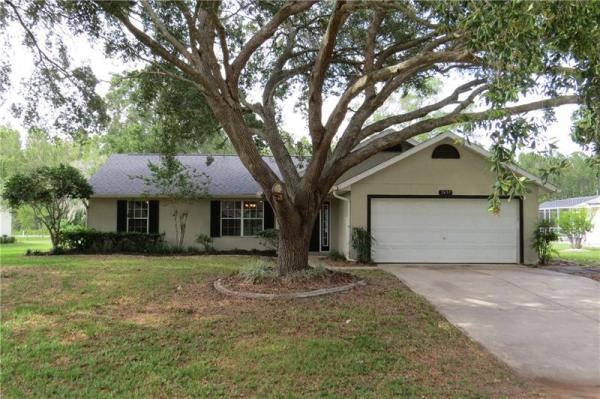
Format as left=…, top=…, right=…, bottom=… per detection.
left=0, top=235, right=16, bottom=244
left=62, top=229, right=164, bottom=253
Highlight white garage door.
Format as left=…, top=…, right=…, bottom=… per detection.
left=370, top=198, right=519, bottom=263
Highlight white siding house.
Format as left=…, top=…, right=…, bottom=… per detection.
left=0, top=208, right=12, bottom=236
left=539, top=195, right=600, bottom=246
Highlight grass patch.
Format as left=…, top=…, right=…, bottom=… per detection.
left=553, top=242, right=600, bottom=266
left=1, top=238, right=543, bottom=398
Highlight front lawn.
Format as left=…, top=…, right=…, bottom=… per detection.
left=553, top=242, right=600, bottom=266
left=1, top=239, right=542, bottom=398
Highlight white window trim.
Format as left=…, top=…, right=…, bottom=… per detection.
left=126, top=200, right=149, bottom=233
left=220, top=200, right=264, bottom=237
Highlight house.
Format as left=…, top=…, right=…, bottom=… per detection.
left=87, top=132, right=555, bottom=264
left=539, top=195, right=600, bottom=246
left=0, top=207, right=11, bottom=236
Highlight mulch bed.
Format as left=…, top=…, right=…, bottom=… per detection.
left=541, top=260, right=600, bottom=282
left=221, top=269, right=359, bottom=295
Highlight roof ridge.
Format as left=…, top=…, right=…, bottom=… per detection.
left=112, top=153, right=308, bottom=158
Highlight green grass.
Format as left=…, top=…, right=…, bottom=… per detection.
left=0, top=238, right=540, bottom=398
left=553, top=242, right=600, bottom=266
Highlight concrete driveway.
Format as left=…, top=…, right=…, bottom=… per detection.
left=380, top=264, right=600, bottom=389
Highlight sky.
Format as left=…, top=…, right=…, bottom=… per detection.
left=0, top=23, right=584, bottom=155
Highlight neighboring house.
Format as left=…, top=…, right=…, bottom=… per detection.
left=539, top=195, right=600, bottom=246
left=88, top=132, right=555, bottom=264
left=0, top=207, right=12, bottom=236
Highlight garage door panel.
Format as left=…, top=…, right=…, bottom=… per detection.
left=370, top=198, right=519, bottom=263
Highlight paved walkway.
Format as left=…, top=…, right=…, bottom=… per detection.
left=380, top=264, right=600, bottom=389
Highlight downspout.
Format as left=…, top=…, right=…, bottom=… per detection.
left=332, top=187, right=356, bottom=262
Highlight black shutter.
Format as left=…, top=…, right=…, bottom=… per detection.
left=149, top=200, right=159, bottom=233
left=263, top=200, right=275, bottom=230
left=210, top=200, right=221, bottom=237
left=117, top=200, right=127, bottom=232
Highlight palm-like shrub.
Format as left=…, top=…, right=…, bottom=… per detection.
left=532, top=219, right=559, bottom=265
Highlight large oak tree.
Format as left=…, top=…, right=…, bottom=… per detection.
left=3, top=0, right=599, bottom=274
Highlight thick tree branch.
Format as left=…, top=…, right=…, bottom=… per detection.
left=356, top=79, right=488, bottom=142
left=96, top=2, right=205, bottom=87
left=229, top=1, right=316, bottom=96
left=331, top=95, right=581, bottom=179
left=140, top=0, right=195, bottom=64
left=308, top=1, right=349, bottom=148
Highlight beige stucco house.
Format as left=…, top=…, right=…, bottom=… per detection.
left=88, top=132, right=555, bottom=264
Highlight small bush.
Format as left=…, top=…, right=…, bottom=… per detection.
left=257, top=229, right=279, bottom=250
left=328, top=249, right=345, bottom=261
left=533, top=219, right=559, bottom=265
left=0, top=235, right=16, bottom=244
left=195, top=234, right=214, bottom=252
left=240, top=260, right=277, bottom=284
left=351, top=227, right=374, bottom=264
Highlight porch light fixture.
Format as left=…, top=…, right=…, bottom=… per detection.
left=272, top=182, right=284, bottom=201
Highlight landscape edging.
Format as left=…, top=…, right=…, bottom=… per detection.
left=213, top=278, right=366, bottom=300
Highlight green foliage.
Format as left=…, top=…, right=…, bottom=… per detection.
left=240, top=260, right=277, bottom=284
left=328, top=249, right=346, bottom=261
left=558, top=209, right=595, bottom=249
left=256, top=229, right=279, bottom=251
left=351, top=227, right=374, bottom=264
left=62, top=228, right=164, bottom=253
left=3, top=164, right=93, bottom=249
left=532, top=220, right=559, bottom=265
left=518, top=152, right=600, bottom=200
left=0, top=235, right=16, bottom=244
left=195, top=234, right=214, bottom=253
left=102, top=70, right=227, bottom=155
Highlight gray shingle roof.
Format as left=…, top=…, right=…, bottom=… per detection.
left=89, top=154, right=306, bottom=197
left=539, top=195, right=599, bottom=209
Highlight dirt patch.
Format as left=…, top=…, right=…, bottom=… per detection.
left=221, top=269, right=358, bottom=294
left=60, top=330, right=89, bottom=344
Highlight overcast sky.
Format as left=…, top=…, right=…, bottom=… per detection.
left=0, top=25, right=584, bottom=154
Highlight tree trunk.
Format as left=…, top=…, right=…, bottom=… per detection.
left=276, top=211, right=316, bottom=276
left=49, top=229, right=60, bottom=250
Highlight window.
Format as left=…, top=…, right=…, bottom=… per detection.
left=432, top=144, right=460, bottom=159
left=221, top=200, right=264, bottom=236
left=127, top=200, right=149, bottom=233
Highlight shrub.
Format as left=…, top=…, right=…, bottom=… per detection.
left=0, top=235, right=16, bottom=244
left=533, top=219, right=559, bottom=265
left=195, top=234, right=214, bottom=252
left=351, top=227, right=374, bottom=264
left=62, top=228, right=164, bottom=253
left=328, top=249, right=345, bottom=261
left=256, top=229, right=279, bottom=250
left=240, top=260, right=277, bottom=284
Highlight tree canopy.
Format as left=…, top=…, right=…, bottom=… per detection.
left=3, top=164, right=93, bottom=248
left=2, top=0, right=599, bottom=273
